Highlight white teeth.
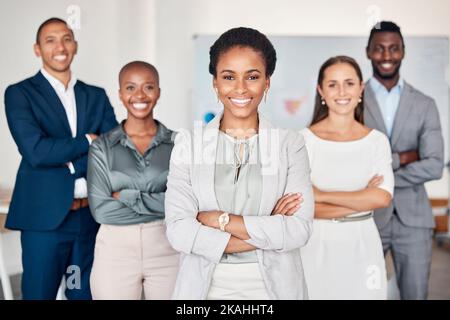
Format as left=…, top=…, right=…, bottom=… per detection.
left=53, top=55, right=67, bottom=61
left=381, top=63, right=393, bottom=69
left=230, top=98, right=251, bottom=107
left=132, top=103, right=147, bottom=110
left=336, top=99, right=350, bottom=105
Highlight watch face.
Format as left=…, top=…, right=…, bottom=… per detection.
left=219, top=213, right=229, bottom=225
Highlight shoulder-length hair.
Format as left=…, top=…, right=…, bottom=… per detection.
left=310, top=55, right=365, bottom=126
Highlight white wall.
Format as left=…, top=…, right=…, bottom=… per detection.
left=154, top=0, right=450, bottom=198
left=0, top=0, right=449, bottom=197
left=0, top=0, right=157, bottom=275
left=0, top=0, right=155, bottom=191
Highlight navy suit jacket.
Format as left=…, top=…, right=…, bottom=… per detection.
left=5, top=71, right=118, bottom=231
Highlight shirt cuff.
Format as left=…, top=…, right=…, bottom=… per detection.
left=74, top=178, right=88, bottom=198
left=67, top=162, right=75, bottom=175
left=85, top=134, right=93, bottom=145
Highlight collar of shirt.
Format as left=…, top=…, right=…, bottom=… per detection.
left=108, top=120, right=173, bottom=152
left=40, top=68, right=77, bottom=93
left=369, top=76, right=404, bottom=95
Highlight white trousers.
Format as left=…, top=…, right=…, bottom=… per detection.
left=206, top=262, right=270, bottom=300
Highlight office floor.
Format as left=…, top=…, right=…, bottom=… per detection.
left=428, top=239, right=450, bottom=299
left=1, top=239, right=449, bottom=300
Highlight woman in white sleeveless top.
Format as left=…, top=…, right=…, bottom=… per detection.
left=300, top=56, right=394, bottom=299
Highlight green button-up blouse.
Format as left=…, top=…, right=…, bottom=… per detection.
left=87, top=120, right=175, bottom=225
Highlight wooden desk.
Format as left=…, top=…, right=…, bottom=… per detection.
left=430, top=198, right=449, bottom=234
left=0, top=190, right=11, bottom=233
left=0, top=207, right=10, bottom=234
left=430, top=198, right=449, bottom=208
left=0, top=214, right=8, bottom=233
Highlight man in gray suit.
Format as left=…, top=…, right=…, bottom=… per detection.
left=364, top=21, right=444, bottom=299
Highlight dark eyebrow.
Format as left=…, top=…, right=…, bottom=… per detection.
left=220, top=69, right=262, bottom=74
left=246, top=69, right=261, bottom=74
left=123, top=81, right=157, bottom=86
left=326, top=79, right=357, bottom=83
left=375, top=42, right=399, bottom=48
left=44, top=32, right=73, bottom=40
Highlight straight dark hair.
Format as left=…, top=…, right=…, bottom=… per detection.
left=310, top=56, right=365, bottom=126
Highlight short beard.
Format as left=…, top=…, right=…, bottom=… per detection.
left=372, top=61, right=402, bottom=80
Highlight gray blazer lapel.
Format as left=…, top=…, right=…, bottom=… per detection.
left=390, top=83, right=414, bottom=147
left=257, top=113, right=279, bottom=216
left=196, top=112, right=221, bottom=211
left=364, top=83, right=388, bottom=136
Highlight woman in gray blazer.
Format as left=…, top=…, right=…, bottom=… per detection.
left=165, top=28, right=314, bottom=300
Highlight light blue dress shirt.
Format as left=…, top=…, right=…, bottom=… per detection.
left=369, top=77, right=404, bottom=137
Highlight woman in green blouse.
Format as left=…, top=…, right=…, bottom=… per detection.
left=87, top=61, right=179, bottom=299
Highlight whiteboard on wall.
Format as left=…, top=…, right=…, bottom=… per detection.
left=192, top=35, right=449, bottom=161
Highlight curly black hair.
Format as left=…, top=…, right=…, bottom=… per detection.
left=209, top=27, right=277, bottom=77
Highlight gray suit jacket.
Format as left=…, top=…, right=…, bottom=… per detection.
left=165, top=111, right=314, bottom=299
left=364, top=81, right=444, bottom=229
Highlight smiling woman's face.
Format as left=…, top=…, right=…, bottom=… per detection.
left=318, top=62, right=364, bottom=118
left=213, top=46, right=269, bottom=123
left=119, top=66, right=160, bottom=121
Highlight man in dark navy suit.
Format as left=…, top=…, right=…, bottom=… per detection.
left=4, top=17, right=118, bottom=299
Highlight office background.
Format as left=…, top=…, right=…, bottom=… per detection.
left=192, top=35, right=448, bottom=158
left=1, top=0, right=449, bottom=199
left=0, top=0, right=449, bottom=297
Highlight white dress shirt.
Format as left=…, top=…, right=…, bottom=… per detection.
left=41, top=68, right=90, bottom=199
